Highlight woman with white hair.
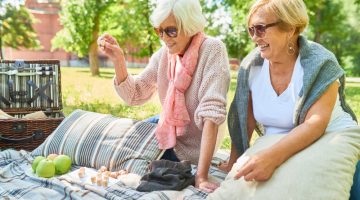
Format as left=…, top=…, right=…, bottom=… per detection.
left=98, top=0, right=230, bottom=192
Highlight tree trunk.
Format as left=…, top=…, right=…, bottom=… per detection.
left=89, top=15, right=100, bottom=76
left=89, top=39, right=100, bottom=76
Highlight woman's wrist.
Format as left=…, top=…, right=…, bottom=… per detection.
left=263, top=147, right=285, bottom=168
left=113, top=58, right=128, bottom=83
left=195, top=174, right=208, bottom=184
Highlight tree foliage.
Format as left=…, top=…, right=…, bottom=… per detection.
left=52, top=0, right=360, bottom=75
left=100, top=0, right=159, bottom=58
left=52, top=0, right=119, bottom=76
left=53, top=0, right=160, bottom=75
left=356, top=0, right=360, bottom=6
left=220, top=0, right=360, bottom=75
left=0, top=1, right=40, bottom=59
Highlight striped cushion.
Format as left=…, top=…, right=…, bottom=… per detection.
left=32, top=109, right=163, bottom=176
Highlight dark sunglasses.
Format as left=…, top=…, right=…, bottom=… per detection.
left=248, top=21, right=280, bottom=38
left=154, top=26, right=178, bottom=38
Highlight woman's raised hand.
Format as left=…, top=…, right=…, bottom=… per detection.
left=97, top=33, right=128, bottom=83
left=97, top=33, right=125, bottom=65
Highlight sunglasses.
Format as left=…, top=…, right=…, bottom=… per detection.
left=248, top=21, right=280, bottom=38
left=154, top=26, right=178, bottom=38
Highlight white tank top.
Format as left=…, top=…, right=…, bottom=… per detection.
left=249, top=56, right=357, bottom=135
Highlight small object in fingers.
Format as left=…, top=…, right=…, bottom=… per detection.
left=99, top=39, right=106, bottom=50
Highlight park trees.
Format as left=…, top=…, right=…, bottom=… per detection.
left=220, top=0, right=360, bottom=75
left=52, top=0, right=119, bottom=76
left=52, top=0, right=159, bottom=76
left=0, top=0, right=40, bottom=59
left=52, top=0, right=360, bottom=75
left=100, top=0, right=159, bottom=58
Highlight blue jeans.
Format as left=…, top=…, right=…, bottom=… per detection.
left=350, top=161, right=360, bottom=200
left=160, top=148, right=180, bottom=162
left=145, top=114, right=160, bottom=124
left=145, top=114, right=180, bottom=162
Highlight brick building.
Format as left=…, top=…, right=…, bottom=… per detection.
left=4, top=0, right=72, bottom=66
left=4, top=0, right=148, bottom=68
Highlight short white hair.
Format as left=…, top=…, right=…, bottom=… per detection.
left=150, top=0, right=206, bottom=36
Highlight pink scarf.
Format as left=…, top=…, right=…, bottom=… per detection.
left=155, top=32, right=205, bottom=149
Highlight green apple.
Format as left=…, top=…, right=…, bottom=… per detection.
left=54, top=155, right=72, bottom=175
left=32, top=156, right=45, bottom=173
left=36, top=159, right=55, bottom=178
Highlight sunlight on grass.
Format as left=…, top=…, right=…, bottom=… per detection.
left=61, top=67, right=162, bottom=120
left=61, top=67, right=360, bottom=150
left=345, top=83, right=360, bottom=117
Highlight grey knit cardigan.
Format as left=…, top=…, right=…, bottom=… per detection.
left=228, top=35, right=358, bottom=155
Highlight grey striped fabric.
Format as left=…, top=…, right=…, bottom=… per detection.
left=32, top=109, right=163, bottom=176
left=0, top=149, right=226, bottom=199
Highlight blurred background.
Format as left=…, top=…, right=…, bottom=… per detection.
left=1, top=0, right=359, bottom=75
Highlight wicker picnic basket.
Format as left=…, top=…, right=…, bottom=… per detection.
left=0, top=60, right=64, bottom=151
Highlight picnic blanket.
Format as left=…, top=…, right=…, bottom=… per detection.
left=0, top=149, right=227, bottom=200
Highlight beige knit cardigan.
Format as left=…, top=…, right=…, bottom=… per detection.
left=114, top=37, right=230, bottom=163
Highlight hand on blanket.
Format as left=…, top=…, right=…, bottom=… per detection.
left=234, top=149, right=279, bottom=182
left=195, top=176, right=220, bottom=193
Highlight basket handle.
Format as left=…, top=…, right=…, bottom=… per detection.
left=0, top=130, right=44, bottom=144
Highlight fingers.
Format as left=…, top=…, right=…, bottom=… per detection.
left=97, top=33, right=119, bottom=51
left=199, top=182, right=220, bottom=193
left=104, top=42, right=120, bottom=51
left=234, top=158, right=253, bottom=179
left=103, top=33, right=117, bottom=44
left=244, top=171, right=257, bottom=182
left=205, top=182, right=220, bottom=190
left=199, top=186, right=213, bottom=193
left=234, top=168, right=257, bottom=182
left=98, top=33, right=117, bottom=45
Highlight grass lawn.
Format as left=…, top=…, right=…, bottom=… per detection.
left=61, top=67, right=360, bottom=149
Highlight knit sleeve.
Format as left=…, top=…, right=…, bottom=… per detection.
left=113, top=48, right=163, bottom=106
left=194, top=40, right=231, bottom=129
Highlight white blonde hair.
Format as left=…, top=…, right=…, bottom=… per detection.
left=248, top=0, right=309, bottom=34
left=150, top=0, right=206, bottom=36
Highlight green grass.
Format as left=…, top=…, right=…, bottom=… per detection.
left=61, top=67, right=360, bottom=150
left=345, top=82, right=360, bottom=116
left=61, top=67, right=161, bottom=119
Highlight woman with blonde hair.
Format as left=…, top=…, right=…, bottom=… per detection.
left=216, top=0, right=360, bottom=199
left=98, top=0, right=230, bottom=192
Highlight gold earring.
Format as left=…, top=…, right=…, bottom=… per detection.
left=287, top=41, right=295, bottom=55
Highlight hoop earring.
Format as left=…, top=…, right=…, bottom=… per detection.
left=287, top=41, right=295, bottom=55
